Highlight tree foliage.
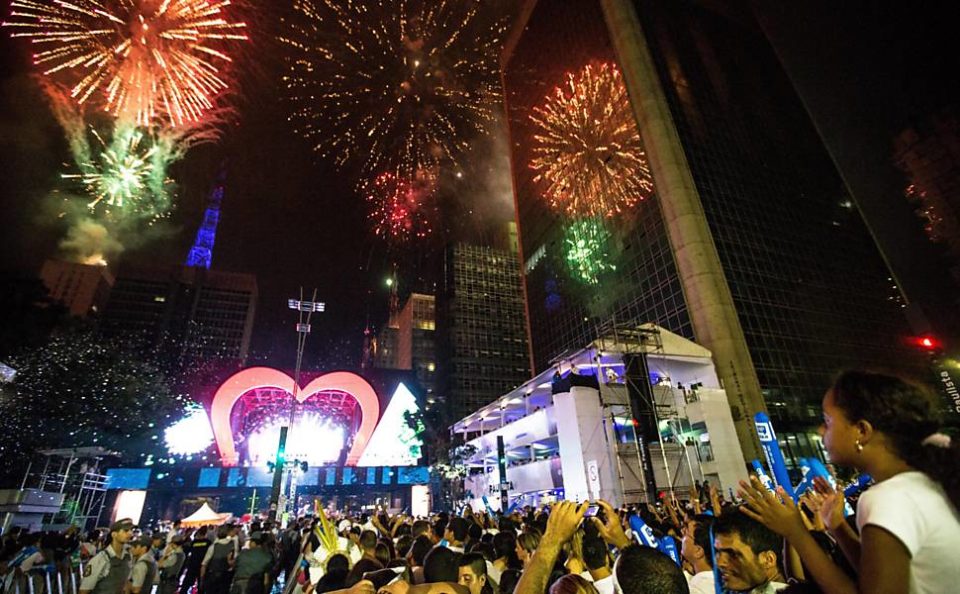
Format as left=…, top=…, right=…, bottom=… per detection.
left=0, top=325, right=184, bottom=485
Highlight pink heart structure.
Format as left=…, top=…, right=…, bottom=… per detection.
left=209, top=367, right=380, bottom=467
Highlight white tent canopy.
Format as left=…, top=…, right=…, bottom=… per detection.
left=181, top=502, right=229, bottom=527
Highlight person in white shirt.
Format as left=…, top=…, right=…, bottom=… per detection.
left=739, top=370, right=960, bottom=594
left=681, top=515, right=717, bottom=594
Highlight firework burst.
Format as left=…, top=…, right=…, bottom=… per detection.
left=3, top=0, right=247, bottom=127
left=366, top=170, right=436, bottom=242
left=563, top=218, right=616, bottom=285
left=282, top=0, right=506, bottom=187
left=63, top=124, right=177, bottom=217
left=530, top=62, right=655, bottom=219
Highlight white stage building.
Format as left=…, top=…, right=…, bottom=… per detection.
left=451, top=325, right=748, bottom=509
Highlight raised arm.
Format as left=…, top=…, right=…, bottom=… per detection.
left=513, top=501, right=587, bottom=594
left=740, top=476, right=911, bottom=594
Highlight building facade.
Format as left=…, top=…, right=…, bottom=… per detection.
left=40, top=259, right=115, bottom=318
left=438, top=243, right=532, bottom=422
left=452, top=327, right=748, bottom=507
left=895, top=109, right=960, bottom=286
left=101, top=266, right=257, bottom=363
left=373, top=293, right=438, bottom=407
left=503, top=0, right=921, bottom=459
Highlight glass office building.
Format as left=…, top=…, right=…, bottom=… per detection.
left=438, top=243, right=532, bottom=422
left=503, top=0, right=921, bottom=453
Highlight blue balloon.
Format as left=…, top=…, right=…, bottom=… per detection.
left=628, top=514, right=659, bottom=548
left=754, top=413, right=796, bottom=501
left=751, top=459, right=775, bottom=492
left=793, top=457, right=815, bottom=497
left=844, top=473, right=872, bottom=497
left=657, top=535, right=681, bottom=566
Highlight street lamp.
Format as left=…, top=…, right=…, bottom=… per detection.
left=269, top=289, right=324, bottom=523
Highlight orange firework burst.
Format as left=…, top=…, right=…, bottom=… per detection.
left=366, top=170, right=436, bottom=243
left=529, top=62, right=655, bottom=218
left=3, top=0, right=247, bottom=127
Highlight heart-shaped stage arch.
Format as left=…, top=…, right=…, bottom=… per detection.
left=209, top=367, right=380, bottom=466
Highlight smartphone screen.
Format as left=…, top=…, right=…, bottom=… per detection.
left=584, top=504, right=600, bottom=517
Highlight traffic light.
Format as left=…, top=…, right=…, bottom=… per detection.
left=910, top=335, right=942, bottom=353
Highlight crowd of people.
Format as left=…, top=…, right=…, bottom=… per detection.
left=1, top=371, right=957, bottom=594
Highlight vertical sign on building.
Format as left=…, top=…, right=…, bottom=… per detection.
left=586, top=459, right=601, bottom=501
left=496, top=435, right=509, bottom=511
left=934, top=362, right=960, bottom=419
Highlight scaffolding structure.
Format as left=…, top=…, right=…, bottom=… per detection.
left=590, top=320, right=696, bottom=503
left=22, top=447, right=118, bottom=530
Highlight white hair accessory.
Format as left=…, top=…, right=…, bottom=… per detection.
left=922, top=432, right=952, bottom=448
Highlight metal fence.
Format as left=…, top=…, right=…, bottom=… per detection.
left=3, top=567, right=80, bottom=594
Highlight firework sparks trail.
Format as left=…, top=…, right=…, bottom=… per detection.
left=530, top=62, right=655, bottom=219
left=282, top=0, right=506, bottom=188
left=60, top=124, right=185, bottom=223
left=3, top=0, right=247, bottom=127
left=63, top=126, right=159, bottom=209
left=42, top=80, right=224, bottom=222
left=366, top=170, right=436, bottom=242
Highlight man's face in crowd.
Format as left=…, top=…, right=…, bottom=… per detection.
left=457, top=566, right=485, bottom=594
left=680, top=520, right=703, bottom=566
left=114, top=527, right=133, bottom=545
left=714, top=530, right=774, bottom=591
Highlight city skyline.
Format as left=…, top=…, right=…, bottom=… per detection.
left=1, top=1, right=957, bottom=376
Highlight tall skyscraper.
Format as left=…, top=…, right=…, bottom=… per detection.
left=437, top=243, right=532, bottom=422
left=39, top=259, right=115, bottom=318
left=503, top=0, right=922, bottom=460
left=101, top=265, right=257, bottom=363
left=373, top=293, right=438, bottom=406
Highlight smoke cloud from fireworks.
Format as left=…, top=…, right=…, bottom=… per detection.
left=59, top=217, right=123, bottom=264
left=3, top=1, right=248, bottom=265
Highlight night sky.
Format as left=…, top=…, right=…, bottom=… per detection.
left=1, top=1, right=957, bottom=367
left=0, top=1, right=516, bottom=368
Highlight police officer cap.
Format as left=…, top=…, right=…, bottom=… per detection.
left=130, top=535, right=152, bottom=548
left=110, top=518, right=135, bottom=533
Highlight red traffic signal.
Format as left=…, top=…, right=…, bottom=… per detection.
left=910, top=335, right=942, bottom=352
